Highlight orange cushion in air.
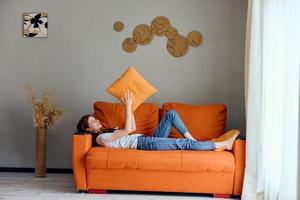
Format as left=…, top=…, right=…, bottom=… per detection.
left=106, top=66, right=158, bottom=111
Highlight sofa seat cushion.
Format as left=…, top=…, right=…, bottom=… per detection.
left=86, top=147, right=235, bottom=173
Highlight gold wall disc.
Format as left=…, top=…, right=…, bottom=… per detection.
left=151, top=16, right=171, bottom=36
left=132, top=24, right=153, bottom=45
left=113, top=21, right=124, bottom=32
left=187, top=31, right=203, bottom=47
left=167, top=35, right=189, bottom=57
left=122, top=38, right=137, bottom=53
left=166, top=27, right=178, bottom=40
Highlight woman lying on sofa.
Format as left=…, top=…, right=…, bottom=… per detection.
left=76, top=91, right=239, bottom=151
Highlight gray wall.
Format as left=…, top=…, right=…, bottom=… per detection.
left=0, top=0, right=247, bottom=168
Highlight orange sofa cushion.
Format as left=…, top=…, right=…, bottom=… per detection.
left=86, top=147, right=235, bottom=173
left=106, top=66, right=158, bottom=111
left=93, top=101, right=159, bottom=136
left=161, top=103, right=227, bottom=141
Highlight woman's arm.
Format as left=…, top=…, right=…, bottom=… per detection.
left=107, top=91, right=136, bottom=142
left=123, top=91, right=136, bottom=131
left=131, top=111, right=136, bottom=131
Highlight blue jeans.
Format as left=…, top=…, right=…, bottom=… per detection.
left=137, top=109, right=215, bottom=151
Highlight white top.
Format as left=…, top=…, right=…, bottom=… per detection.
left=96, top=131, right=144, bottom=149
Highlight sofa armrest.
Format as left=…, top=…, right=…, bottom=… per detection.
left=232, top=139, right=246, bottom=196
left=72, top=134, right=92, bottom=191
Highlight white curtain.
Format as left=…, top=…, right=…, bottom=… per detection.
left=242, top=0, right=300, bottom=199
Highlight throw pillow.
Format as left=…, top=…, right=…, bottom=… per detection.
left=161, top=102, right=227, bottom=141
left=93, top=101, right=159, bottom=136
left=106, top=66, right=157, bottom=111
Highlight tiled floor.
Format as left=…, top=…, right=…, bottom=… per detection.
left=0, top=172, right=237, bottom=200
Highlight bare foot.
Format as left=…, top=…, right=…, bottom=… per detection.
left=224, top=131, right=240, bottom=150
left=215, top=131, right=240, bottom=151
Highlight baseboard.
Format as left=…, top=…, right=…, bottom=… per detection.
left=0, top=167, right=73, bottom=174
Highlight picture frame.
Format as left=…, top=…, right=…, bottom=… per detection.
left=23, top=12, right=48, bottom=38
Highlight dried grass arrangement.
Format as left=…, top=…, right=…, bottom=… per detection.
left=25, top=85, right=64, bottom=177
left=26, top=85, right=63, bottom=129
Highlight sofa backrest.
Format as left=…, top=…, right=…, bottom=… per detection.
left=93, top=101, right=227, bottom=140
left=93, top=101, right=159, bottom=136
left=161, top=102, right=227, bottom=141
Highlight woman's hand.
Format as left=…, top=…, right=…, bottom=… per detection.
left=121, top=90, right=134, bottom=109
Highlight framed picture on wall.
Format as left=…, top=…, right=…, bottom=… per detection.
left=23, top=12, right=48, bottom=38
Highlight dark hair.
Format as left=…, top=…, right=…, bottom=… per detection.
left=76, top=114, right=118, bottom=134
left=76, top=114, right=94, bottom=133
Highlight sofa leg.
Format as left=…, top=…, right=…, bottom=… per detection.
left=213, top=194, right=232, bottom=198
left=78, top=190, right=88, bottom=193
left=88, top=189, right=107, bottom=194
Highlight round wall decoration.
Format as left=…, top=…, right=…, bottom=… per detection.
left=132, top=24, right=153, bottom=45
left=122, top=38, right=137, bottom=53
left=165, top=27, right=178, bottom=40
left=117, top=16, right=203, bottom=57
left=151, top=16, right=171, bottom=36
left=187, top=31, right=203, bottom=47
left=113, top=21, right=124, bottom=32
left=167, top=35, right=189, bottom=57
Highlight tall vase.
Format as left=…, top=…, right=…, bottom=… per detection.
left=35, top=127, right=47, bottom=177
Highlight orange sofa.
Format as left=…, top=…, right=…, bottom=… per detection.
left=72, top=101, right=245, bottom=197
